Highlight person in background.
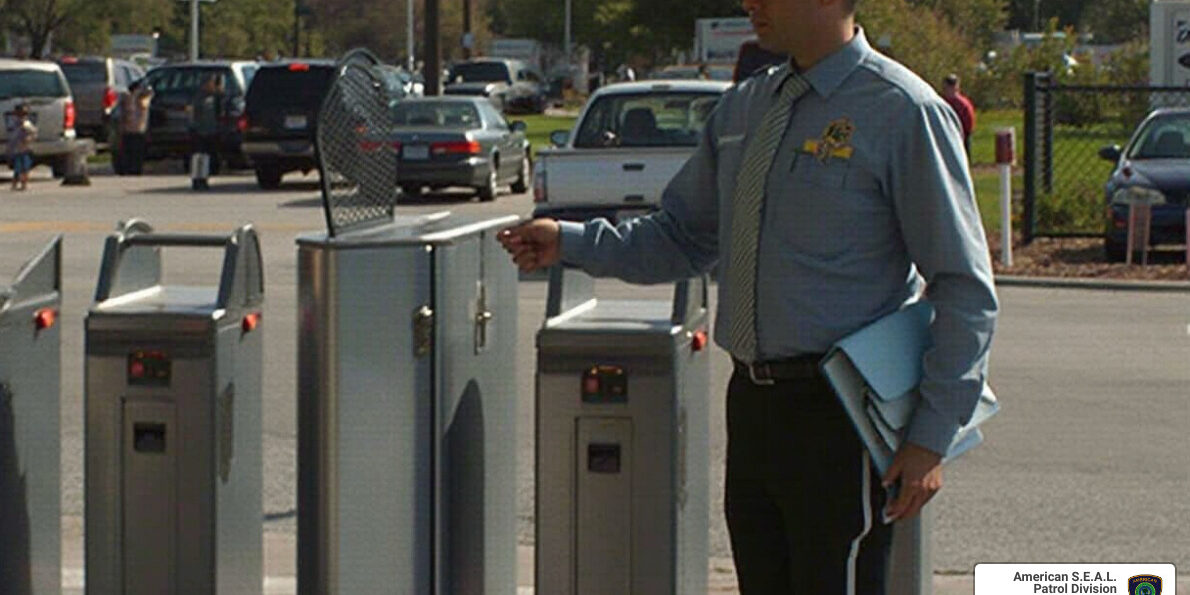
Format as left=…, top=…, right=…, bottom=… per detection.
left=118, top=80, right=154, bottom=175
left=189, top=74, right=223, bottom=189
left=498, top=0, right=998, bottom=591
left=6, top=104, right=37, bottom=191
left=941, top=73, right=976, bottom=157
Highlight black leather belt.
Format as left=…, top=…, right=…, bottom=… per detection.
left=733, top=354, right=826, bottom=385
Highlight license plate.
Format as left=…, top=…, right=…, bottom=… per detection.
left=284, top=115, right=307, bottom=130
left=403, top=145, right=429, bottom=160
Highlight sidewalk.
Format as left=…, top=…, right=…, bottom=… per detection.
left=59, top=521, right=993, bottom=594
left=60, top=520, right=1183, bottom=594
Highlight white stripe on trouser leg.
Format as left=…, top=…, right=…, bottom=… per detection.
left=845, top=450, right=874, bottom=595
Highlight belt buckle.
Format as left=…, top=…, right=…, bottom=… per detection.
left=748, top=362, right=776, bottom=386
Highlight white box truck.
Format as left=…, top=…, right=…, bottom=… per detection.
left=693, top=17, right=755, bottom=65
left=1150, top=0, right=1190, bottom=86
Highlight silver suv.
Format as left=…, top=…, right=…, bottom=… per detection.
left=0, top=58, right=78, bottom=176
left=57, top=56, right=146, bottom=141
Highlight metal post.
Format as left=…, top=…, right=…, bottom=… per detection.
left=462, top=0, right=471, bottom=60
left=190, top=0, right=199, bottom=61
left=407, top=0, right=415, bottom=71
left=1023, top=72, right=1038, bottom=244
left=425, top=0, right=440, bottom=95
left=1000, top=163, right=1013, bottom=267
left=564, top=0, right=572, bottom=70
left=292, top=1, right=300, bottom=57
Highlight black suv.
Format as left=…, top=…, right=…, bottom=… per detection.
left=242, top=60, right=408, bottom=189
left=142, top=60, right=257, bottom=169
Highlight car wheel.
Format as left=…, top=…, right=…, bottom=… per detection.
left=477, top=160, right=499, bottom=202
left=1104, top=237, right=1126, bottom=263
left=511, top=153, right=531, bottom=193
left=255, top=166, right=283, bottom=189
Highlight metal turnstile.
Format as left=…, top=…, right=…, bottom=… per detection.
left=0, top=237, right=62, bottom=595
left=296, top=212, right=520, bottom=594
left=85, top=220, right=264, bottom=594
left=889, top=504, right=934, bottom=595
left=536, top=267, right=711, bottom=595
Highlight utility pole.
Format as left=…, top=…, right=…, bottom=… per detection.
left=190, top=0, right=200, bottom=61
left=564, top=0, right=572, bottom=68
left=406, top=0, right=415, bottom=71
left=425, top=0, right=440, bottom=95
left=462, top=0, right=472, bottom=59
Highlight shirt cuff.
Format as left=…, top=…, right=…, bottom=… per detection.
left=558, top=220, right=589, bottom=267
left=905, top=400, right=962, bottom=458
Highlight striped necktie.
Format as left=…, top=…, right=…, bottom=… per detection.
left=725, top=72, right=812, bottom=363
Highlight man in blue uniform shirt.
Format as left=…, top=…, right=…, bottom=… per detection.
left=499, top=0, right=998, bottom=591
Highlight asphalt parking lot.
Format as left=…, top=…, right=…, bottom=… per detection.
left=1, top=166, right=1187, bottom=593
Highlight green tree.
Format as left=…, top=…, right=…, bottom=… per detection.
left=1080, top=0, right=1148, bottom=44
left=2, top=0, right=82, bottom=58
left=916, top=0, right=1008, bottom=49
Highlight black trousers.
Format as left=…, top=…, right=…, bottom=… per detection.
left=121, top=133, right=146, bottom=174
left=725, top=369, right=893, bottom=594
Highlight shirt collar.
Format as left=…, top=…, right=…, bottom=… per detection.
left=772, top=26, right=872, bottom=99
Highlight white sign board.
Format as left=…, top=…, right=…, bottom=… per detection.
left=1150, top=0, right=1190, bottom=86
left=694, top=17, right=756, bottom=64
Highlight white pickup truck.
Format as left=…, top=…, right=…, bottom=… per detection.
left=532, top=79, right=730, bottom=221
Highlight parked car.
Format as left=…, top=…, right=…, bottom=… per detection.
left=445, top=58, right=546, bottom=114
left=242, top=60, right=337, bottom=188
left=142, top=60, right=258, bottom=169
left=0, top=58, right=78, bottom=177
left=381, top=96, right=531, bottom=201
left=733, top=40, right=786, bottom=82
left=648, top=64, right=734, bottom=82
left=56, top=55, right=145, bottom=142
left=533, top=80, right=729, bottom=221
left=1098, top=107, right=1190, bottom=261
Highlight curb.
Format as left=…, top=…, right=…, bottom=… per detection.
left=995, top=274, right=1190, bottom=292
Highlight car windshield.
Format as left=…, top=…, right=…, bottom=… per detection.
left=146, top=67, right=235, bottom=96
left=60, top=62, right=106, bottom=84
left=1128, top=115, right=1190, bottom=159
left=0, top=70, right=67, bottom=99
left=393, top=101, right=481, bottom=128
left=448, top=62, right=510, bottom=83
left=247, top=66, right=335, bottom=107
left=574, top=91, right=722, bottom=148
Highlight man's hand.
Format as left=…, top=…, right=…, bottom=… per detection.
left=881, top=442, right=943, bottom=522
left=497, top=218, right=562, bottom=272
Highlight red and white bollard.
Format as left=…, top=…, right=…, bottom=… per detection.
left=1126, top=201, right=1152, bottom=266
left=995, top=128, right=1016, bottom=267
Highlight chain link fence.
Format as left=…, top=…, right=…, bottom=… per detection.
left=1022, top=72, right=1190, bottom=241
left=316, top=49, right=399, bottom=237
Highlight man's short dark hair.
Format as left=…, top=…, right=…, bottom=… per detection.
left=944, top=73, right=959, bottom=86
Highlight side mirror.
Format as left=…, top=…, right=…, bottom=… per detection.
left=549, top=130, right=570, bottom=147
left=510, top=121, right=527, bottom=133
left=1098, top=145, right=1122, bottom=162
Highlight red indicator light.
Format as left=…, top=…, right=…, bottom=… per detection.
left=288, top=62, right=310, bottom=72
left=129, top=360, right=146, bottom=378
left=691, top=330, right=708, bottom=352
left=583, top=376, right=600, bottom=394
left=242, top=312, right=262, bottom=333
left=60, top=56, right=78, bottom=64
left=33, top=308, right=57, bottom=330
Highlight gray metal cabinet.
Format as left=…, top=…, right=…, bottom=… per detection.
left=0, top=237, right=62, bottom=595
left=296, top=213, right=519, bottom=595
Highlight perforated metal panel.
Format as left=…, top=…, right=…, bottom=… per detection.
left=316, top=50, right=399, bottom=236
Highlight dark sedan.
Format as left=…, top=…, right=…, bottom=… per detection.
left=1098, top=108, right=1190, bottom=261
left=384, top=97, right=531, bottom=201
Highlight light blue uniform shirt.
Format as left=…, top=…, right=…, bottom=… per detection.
left=558, top=28, right=999, bottom=455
